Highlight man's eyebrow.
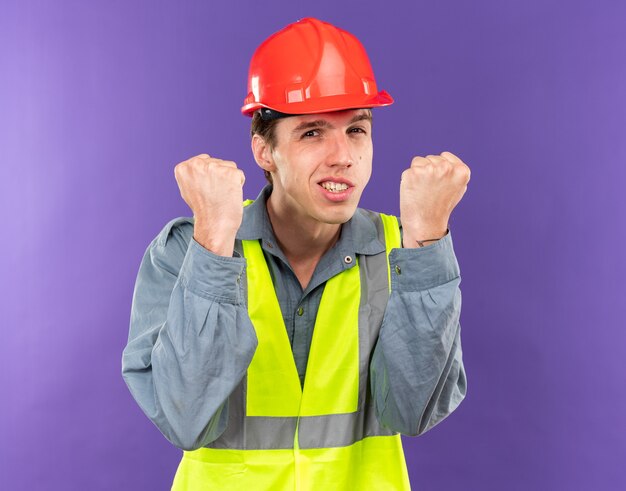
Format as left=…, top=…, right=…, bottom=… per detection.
left=348, top=112, right=373, bottom=125
left=291, top=120, right=333, bottom=135
left=291, top=113, right=372, bottom=136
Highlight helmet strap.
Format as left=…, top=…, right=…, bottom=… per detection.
left=258, top=108, right=294, bottom=121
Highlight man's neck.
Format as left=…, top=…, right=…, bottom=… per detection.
left=266, top=193, right=342, bottom=288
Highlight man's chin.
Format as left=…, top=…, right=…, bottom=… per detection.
left=318, top=204, right=358, bottom=225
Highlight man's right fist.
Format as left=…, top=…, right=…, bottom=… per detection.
left=174, top=154, right=245, bottom=256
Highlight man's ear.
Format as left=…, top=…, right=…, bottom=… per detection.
left=251, top=135, right=276, bottom=173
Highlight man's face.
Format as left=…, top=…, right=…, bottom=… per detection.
left=267, top=109, right=373, bottom=225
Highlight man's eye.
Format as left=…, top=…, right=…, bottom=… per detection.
left=349, top=127, right=366, bottom=134
left=302, top=130, right=319, bottom=138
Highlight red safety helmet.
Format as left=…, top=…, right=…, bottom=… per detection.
left=241, top=17, right=394, bottom=117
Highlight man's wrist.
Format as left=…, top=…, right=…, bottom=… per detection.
left=193, top=220, right=238, bottom=257
left=402, top=226, right=449, bottom=249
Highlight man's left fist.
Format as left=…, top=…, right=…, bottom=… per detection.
left=400, top=151, right=471, bottom=248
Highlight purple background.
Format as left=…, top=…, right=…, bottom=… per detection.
left=2, top=1, right=625, bottom=489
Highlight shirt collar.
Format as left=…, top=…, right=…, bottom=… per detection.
left=236, top=184, right=385, bottom=256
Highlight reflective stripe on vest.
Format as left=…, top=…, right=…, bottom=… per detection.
left=172, top=209, right=411, bottom=491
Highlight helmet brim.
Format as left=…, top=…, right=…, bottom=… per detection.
left=241, top=90, right=394, bottom=117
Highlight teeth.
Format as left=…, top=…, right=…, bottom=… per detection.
left=321, top=181, right=349, bottom=193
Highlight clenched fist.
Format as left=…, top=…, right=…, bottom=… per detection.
left=174, top=154, right=245, bottom=256
left=400, top=151, right=471, bottom=248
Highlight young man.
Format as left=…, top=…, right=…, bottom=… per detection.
left=123, top=17, right=470, bottom=490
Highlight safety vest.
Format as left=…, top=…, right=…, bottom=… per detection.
left=171, top=209, right=411, bottom=491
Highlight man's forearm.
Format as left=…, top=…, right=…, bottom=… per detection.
left=121, top=219, right=257, bottom=450
left=370, top=231, right=466, bottom=436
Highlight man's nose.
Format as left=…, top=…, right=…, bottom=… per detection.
left=327, top=133, right=354, bottom=168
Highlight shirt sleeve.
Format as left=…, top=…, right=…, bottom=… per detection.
left=121, top=218, right=258, bottom=450
left=369, top=230, right=467, bottom=436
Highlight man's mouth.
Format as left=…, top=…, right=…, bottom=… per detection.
left=319, top=181, right=350, bottom=193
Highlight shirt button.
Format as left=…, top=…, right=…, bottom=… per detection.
left=395, top=265, right=402, bottom=275
left=297, top=306, right=304, bottom=316
left=344, top=255, right=353, bottom=264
